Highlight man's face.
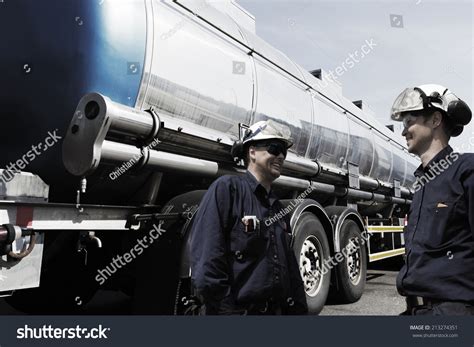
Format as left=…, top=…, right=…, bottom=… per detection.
left=401, top=112, right=434, bottom=155
left=249, top=141, right=287, bottom=181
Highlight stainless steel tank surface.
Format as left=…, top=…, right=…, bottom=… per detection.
left=135, top=0, right=419, bottom=189
left=0, top=0, right=419, bottom=204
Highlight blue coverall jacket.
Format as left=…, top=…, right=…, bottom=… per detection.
left=191, top=171, right=308, bottom=314
left=397, top=146, right=474, bottom=303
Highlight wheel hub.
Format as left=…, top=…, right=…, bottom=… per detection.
left=299, top=236, right=324, bottom=297
left=346, top=238, right=361, bottom=285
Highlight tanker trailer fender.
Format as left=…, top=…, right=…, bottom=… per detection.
left=169, top=191, right=207, bottom=279
left=282, top=198, right=333, bottom=314
left=323, top=206, right=365, bottom=253
left=324, top=206, right=367, bottom=303
left=163, top=189, right=218, bottom=315
left=129, top=190, right=206, bottom=314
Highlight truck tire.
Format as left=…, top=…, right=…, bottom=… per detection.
left=334, top=220, right=367, bottom=303
left=292, top=212, right=331, bottom=314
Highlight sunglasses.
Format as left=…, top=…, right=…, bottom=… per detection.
left=253, top=141, right=288, bottom=158
left=402, top=115, right=417, bottom=128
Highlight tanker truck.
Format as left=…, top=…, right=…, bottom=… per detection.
left=0, top=0, right=419, bottom=314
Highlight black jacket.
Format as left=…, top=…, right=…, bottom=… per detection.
left=397, top=146, right=474, bottom=302
left=191, top=171, right=308, bottom=314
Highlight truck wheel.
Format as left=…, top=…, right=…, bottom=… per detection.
left=293, top=212, right=331, bottom=314
left=334, top=220, right=367, bottom=303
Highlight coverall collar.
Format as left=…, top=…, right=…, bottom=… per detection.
left=414, top=145, right=453, bottom=177
left=244, top=171, right=278, bottom=206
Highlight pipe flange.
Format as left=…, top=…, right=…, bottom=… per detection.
left=131, top=146, right=151, bottom=173
left=370, top=178, right=381, bottom=192
left=142, top=107, right=161, bottom=146
left=312, top=159, right=322, bottom=178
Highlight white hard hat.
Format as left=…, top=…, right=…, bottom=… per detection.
left=390, top=84, right=471, bottom=137
left=242, top=120, right=293, bottom=147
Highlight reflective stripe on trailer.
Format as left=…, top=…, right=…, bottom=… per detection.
left=369, top=248, right=405, bottom=262
left=366, top=226, right=404, bottom=233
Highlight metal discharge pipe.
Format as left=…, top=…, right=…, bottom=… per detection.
left=101, top=140, right=219, bottom=177
left=83, top=94, right=157, bottom=140
left=63, top=93, right=412, bottom=203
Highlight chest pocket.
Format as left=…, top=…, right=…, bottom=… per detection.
left=416, top=199, right=462, bottom=248
left=230, top=223, right=267, bottom=259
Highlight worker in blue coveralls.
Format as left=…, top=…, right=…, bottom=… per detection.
left=390, top=84, right=474, bottom=315
left=190, top=120, right=308, bottom=315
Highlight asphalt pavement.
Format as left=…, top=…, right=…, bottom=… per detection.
left=321, top=269, right=405, bottom=315
left=1, top=258, right=406, bottom=315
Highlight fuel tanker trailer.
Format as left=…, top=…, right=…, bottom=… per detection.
left=0, top=0, right=419, bottom=314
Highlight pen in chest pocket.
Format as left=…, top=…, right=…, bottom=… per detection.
left=241, top=215, right=260, bottom=234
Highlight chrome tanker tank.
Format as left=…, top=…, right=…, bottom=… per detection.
left=0, top=0, right=419, bottom=204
